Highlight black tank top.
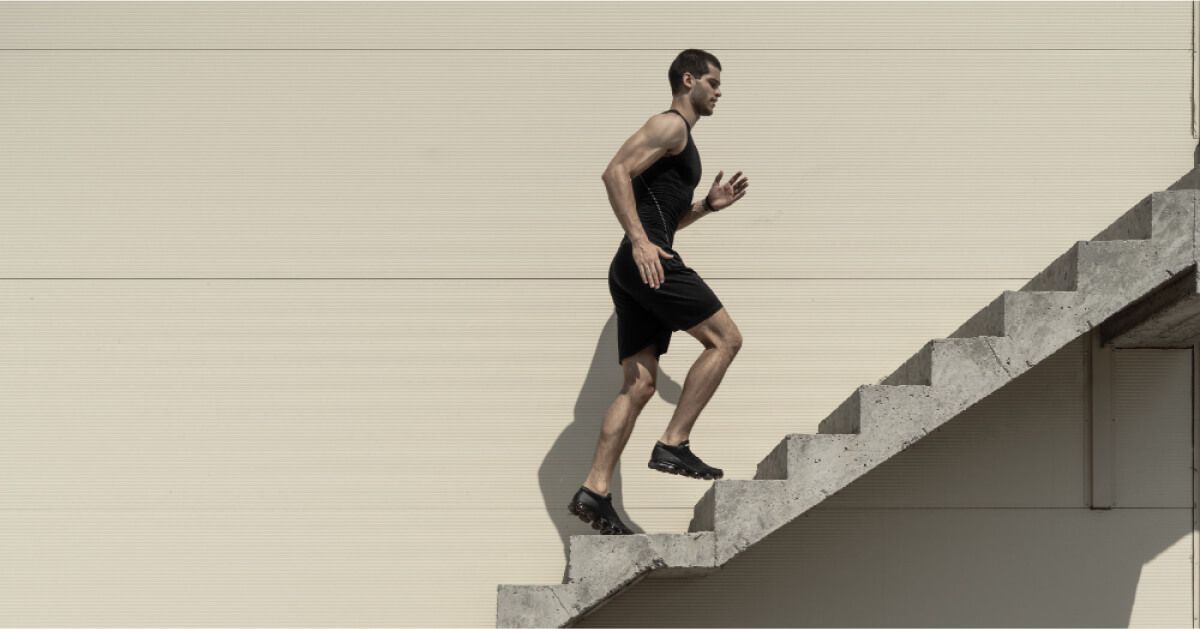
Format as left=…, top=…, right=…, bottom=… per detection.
left=620, top=109, right=702, bottom=251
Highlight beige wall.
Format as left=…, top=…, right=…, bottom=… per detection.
left=0, top=2, right=1194, bottom=627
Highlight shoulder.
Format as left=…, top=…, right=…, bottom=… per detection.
left=642, top=112, right=688, bottom=156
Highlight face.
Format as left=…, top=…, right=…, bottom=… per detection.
left=687, top=64, right=721, bottom=116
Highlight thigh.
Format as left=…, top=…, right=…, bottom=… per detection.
left=614, top=311, right=672, bottom=368
left=617, top=251, right=725, bottom=335
left=610, top=258, right=673, bottom=367
left=680, top=305, right=740, bottom=349
left=620, top=342, right=661, bottom=388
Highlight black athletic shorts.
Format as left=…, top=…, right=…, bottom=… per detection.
left=608, top=239, right=724, bottom=365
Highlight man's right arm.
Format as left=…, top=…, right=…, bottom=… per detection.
left=600, top=115, right=687, bottom=245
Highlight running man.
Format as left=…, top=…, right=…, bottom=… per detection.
left=567, top=49, right=750, bottom=535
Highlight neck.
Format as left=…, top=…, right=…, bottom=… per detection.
left=668, top=101, right=697, bottom=128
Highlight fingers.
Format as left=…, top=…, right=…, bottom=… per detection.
left=653, top=248, right=674, bottom=288
left=640, top=262, right=664, bottom=288
left=634, top=246, right=673, bottom=289
left=720, top=171, right=748, bottom=195
left=658, top=249, right=674, bottom=286
left=638, top=260, right=664, bottom=288
left=646, top=257, right=672, bottom=287
left=731, top=171, right=748, bottom=194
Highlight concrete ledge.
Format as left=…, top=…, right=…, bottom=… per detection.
left=496, top=584, right=573, bottom=628
left=1092, top=192, right=1154, bottom=241
left=566, top=532, right=717, bottom=585
left=1022, top=243, right=1081, bottom=292
left=950, top=290, right=1084, bottom=340
left=881, top=337, right=1013, bottom=397
left=754, top=433, right=861, bottom=481
left=1104, top=264, right=1200, bottom=347
left=684, top=479, right=792, bottom=564
left=817, top=384, right=946, bottom=436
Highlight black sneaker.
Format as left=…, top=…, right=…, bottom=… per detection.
left=567, top=485, right=633, bottom=535
left=648, top=440, right=724, bottom=480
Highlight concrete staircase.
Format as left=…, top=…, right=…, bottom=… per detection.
left=496, top=188, right=1198, bottom=628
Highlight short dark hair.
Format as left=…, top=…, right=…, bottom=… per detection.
left=669, top=49, right=721, bottom=96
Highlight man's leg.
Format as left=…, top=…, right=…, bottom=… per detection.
left=582, top=344, right=660, bottom=495
left=659, top=307, right=742, bottom=445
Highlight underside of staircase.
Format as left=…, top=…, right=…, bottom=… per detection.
left=497, top=184, right=1200, bottom=628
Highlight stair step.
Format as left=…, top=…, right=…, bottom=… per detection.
left=817, top=384, right=953, bottom=440
left=1089, top=190, right=1192, bottom=247
left=949, top=290, right=1084, bottom=339
left=1090, top=192, right=1153, bottom=241
left=754, top=432, right=904, bottom=517
left=498, top=577, right=642, bottom=628
left=566, top=532, right=717, bottom=585
left=687, top=479, right=790, bottom=534
left=497, top=584, right=576, bottom=628
left=1017, top=187, right=1198, bottom=295
left=1020, top=239, right=1153, bottom=293
left=687, top=479, right=794, bottom=565
left=755, top=433, right=860, bottom=481
left=879, top=336, right=1019, bottom=394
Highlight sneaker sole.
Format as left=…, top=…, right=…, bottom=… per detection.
left=567, top=500, right=633, bottom=535
left=648, top=459, right=723, bottom=480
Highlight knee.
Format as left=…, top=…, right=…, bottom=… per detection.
left=716, top=330, right=743, bottom=357
left=623, top=378, right=657, bottom=405
left=727, top=331, right=744, bottom=354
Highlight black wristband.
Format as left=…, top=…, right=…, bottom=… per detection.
left=703, top=195, right=718, bottom=212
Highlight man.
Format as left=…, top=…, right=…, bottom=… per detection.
left=567, top=49, right=750, bottom=535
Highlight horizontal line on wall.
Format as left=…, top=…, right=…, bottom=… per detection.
left=0, top=277, right=1033, bottom=281
left=0, top=48, right=1191, bottom=52
left=0, top=506, right=1190, bottom=512
left=772, top=506, right=1195, bottom=511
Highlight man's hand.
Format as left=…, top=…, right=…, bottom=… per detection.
left=706, top=170, right=749, bottom=211
left=631, top=239, right=675, bottom=289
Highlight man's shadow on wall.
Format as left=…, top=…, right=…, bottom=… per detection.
left=536, top=313, right=679, bottom=584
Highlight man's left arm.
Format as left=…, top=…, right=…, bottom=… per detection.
left=676, top=198, right=715, bottom=232
left=678, top=170, right=749, bottom=232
